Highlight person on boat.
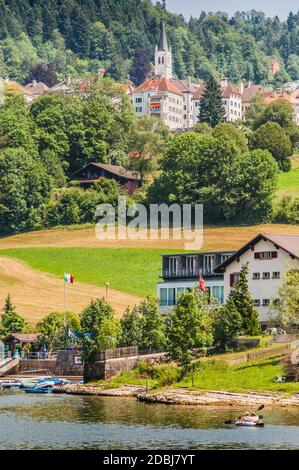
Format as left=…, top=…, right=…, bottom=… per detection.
left=249, top=413, right=259, bottom=423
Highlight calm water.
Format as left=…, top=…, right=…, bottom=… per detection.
left=0, top=390, right=298, bottom=450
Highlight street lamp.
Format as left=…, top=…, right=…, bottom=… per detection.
left=105, top=282, right=110, bottom=301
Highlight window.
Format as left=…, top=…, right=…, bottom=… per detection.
left=263, top=272, right=270, bottom=279
left=135, top=97, right=142, bottom=103
left=255, top=251, right=277, bottom=260
left=212, top=286, right=224, bottom=304
left=186, top=256, right=197, bottom=274
left=135, top=107, right=142, bottom=113
left=272, top=272, right=280, bottom=279
left=204, top=255, right=214, bottom=275
left=262, top=299, right=270, bottom=307
left=254, top=299, right=261, bottom=307
left=176, top=287, right=185, bottom=298
left=252, top=273, right=260, bottom=280
left=159, top=288, right=168, bottom=307
left=230, top=273, right=240, bottom=287
left=169, top=257, right=178, bottom=275
left=168, top=288, right=176, bottom=306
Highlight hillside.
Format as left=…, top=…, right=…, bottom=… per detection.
left=0, top=257, right=141, bottom=324
left=0, top=1, right=299, bottom=85
left=1, top=223, right=299, bottom=322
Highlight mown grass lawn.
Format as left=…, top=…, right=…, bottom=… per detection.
left=0, top=247, right=175, bottom=297
left=178, top=357, right=299, bottom=394
left=91, top=356, right=299, bottom=395
left=277, top=166, right=299, bottom=198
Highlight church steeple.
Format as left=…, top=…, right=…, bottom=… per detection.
left=158, top=21, right=169, bottom=51
left=155, top=22, right=172, bottom=79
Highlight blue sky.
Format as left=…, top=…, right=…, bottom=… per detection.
left=163, top=0, right=298, bottom=19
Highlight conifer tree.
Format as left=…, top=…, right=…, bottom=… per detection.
left=0, top=294, right=27, bottom=337
left=199, top=75, right=226, bottom=128
left=228, top=263, right=261, bottom=336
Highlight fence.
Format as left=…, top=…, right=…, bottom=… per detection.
left=96, top=346, right=139, bottom=361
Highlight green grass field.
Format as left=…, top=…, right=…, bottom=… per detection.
left=277, top=167, right=299, bottom=197
left=0, top=247, right=173, bottom=297
left=92, top=356, right=298, bottom=394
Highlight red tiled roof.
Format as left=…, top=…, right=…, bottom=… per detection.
left=192, top=86, right=204, bottom=100
left=4, top=81, right=34, bottom=97
left=222, top=83, right=241, bottom=98
left=133, top=77, right=183, bottom=96
left=263, top=91, right=296, bottom=105
left=242, top=84, right=266, bottom=102
left=25, top=81, right=49, bottom=96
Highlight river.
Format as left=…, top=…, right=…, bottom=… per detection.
left=0, top=390, right=298, bottom=449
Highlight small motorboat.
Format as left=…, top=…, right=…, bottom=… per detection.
left=0, top=380, right=21, bottom=389
left=19, top=377, right=50, bottom=389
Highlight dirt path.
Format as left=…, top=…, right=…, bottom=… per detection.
left=1, top=224, right=299, bottom=251
left=0, top=257, right=141, bottom=324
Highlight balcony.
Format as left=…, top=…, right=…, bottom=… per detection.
left=161, top=268, right=222, bottom=279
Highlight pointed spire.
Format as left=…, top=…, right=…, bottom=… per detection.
left=158, top=21, right=169, bottom=51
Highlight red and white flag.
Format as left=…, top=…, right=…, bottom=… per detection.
left=199, top=273, right=206, bottom=292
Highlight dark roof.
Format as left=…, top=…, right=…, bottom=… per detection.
left=214, top=232, right=299, bottom=272
left=162, top=250, right=235, bottom=258
left=73, top=162, right=141, bottom=181
left=4, top=333, right=40, bottom=343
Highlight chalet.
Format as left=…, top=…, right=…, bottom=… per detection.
left=25, top=80, right=49, bottom=99
left=215, top=233, right=299, bottom=324
left=72, top=162, right=141, bottom=193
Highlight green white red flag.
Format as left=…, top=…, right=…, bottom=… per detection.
left=64, top=273, right=74, bottom=284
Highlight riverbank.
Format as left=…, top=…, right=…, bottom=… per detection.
left=54, top=383, right=299, bottom=407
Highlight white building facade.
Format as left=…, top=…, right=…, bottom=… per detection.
left=215, top=233, right=299, bottom=323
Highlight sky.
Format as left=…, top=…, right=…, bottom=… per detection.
left=163, top=0, right=298, bottom=19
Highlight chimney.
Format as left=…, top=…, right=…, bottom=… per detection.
left=32, top=80, right=37, bottom=87
left=220, top=76, right=228, bottom=89
left=66, top=75, right=71, bottom=86
left=239, top=81, right=244, bottom=95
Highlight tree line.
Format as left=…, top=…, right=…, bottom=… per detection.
left=0, top=263, right=261, bottom=367
left=0, top=1, right=298, bottom=86
left=0, top=78, right=299, bottom=234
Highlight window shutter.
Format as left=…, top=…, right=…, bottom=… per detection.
left=272, top=251, right=278, bottom=258
left=254, top=252, right=260, bottom=259
left=230, top=274, right=234, bottom=287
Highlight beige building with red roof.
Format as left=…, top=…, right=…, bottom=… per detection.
left=262, top=90, right=299, bottom=125
left=132, top=23, right=200, bottom=130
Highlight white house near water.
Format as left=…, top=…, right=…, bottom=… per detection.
left=157, top=233, right=299, bottom=325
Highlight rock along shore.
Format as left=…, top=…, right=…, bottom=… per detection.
left=53, top=384, right=299, bottom=407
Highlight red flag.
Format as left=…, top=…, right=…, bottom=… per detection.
left=199, top=273, right=206, bottom=292
left=70, top=275, right=75, bottom=284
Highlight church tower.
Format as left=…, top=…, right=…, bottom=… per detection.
left=154, top=22, right=172, bottom=79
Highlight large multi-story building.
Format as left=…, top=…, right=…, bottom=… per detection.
left=157, top=233, right=299, bottom=325
left=157, top=250, right=235, bottom=309
left=132, top=23, right=201, bottom=130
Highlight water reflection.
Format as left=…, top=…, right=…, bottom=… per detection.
left=0, top=391, right=298, bottom=449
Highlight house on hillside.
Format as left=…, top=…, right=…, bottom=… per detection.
left=157, top=233, right=299, bottom=325
left=215, top=233, right=299, bottom=324
left=3, top=79, right=34, bottom=102
left=72, top=162, right=141, bottom=193
left=157, top=250, right=235, bottom=309
left=241, top=82, right=267, bottom=118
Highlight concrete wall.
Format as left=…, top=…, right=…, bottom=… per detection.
left=18, top=359, right=57, bottom=373
left=55, top=350, right=83, bottom=376
left=84, top=352, right=166, bottom=382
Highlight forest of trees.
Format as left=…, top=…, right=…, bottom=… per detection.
left=0, top=1, right=298, bottom=86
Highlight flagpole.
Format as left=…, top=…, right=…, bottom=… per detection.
left=64, top=277, right=67, bottom=327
